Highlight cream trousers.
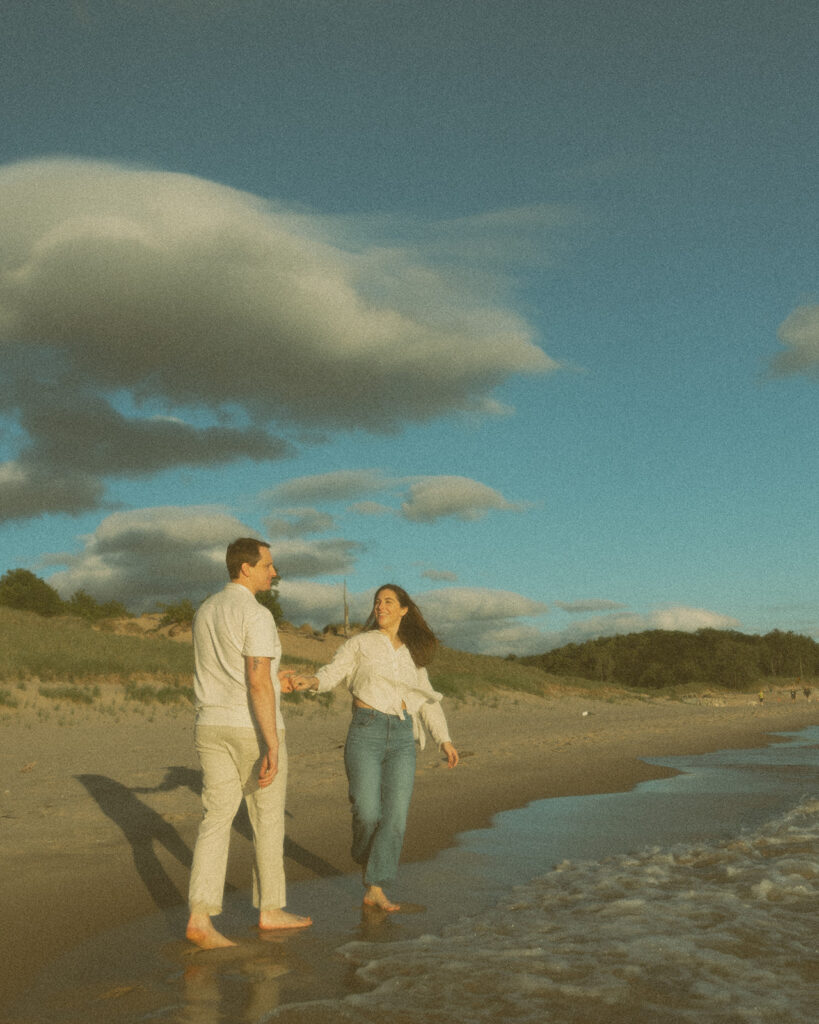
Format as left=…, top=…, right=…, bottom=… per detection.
left=188, top=724, right=287, bottom=915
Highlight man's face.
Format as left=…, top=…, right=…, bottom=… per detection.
left=246, top=548, right=278, bottom=595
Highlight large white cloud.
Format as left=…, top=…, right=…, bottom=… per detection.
left=45, top=505, right=368, bottom=608
left=771, top=305, right=819, bottom=376
left=0, top=158, right=558, bottom=520
left=1, top=158, right=554, bottom=426
left=45, top=506, right=253, bottom=610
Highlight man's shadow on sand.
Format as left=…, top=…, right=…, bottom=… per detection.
left=76, top=767, right=342, bottom=911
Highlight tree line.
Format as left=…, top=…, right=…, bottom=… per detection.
left=521, top=628, right=819, bottom=690
left=0, top=568, right=282, bottom=623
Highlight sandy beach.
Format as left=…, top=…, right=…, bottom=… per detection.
left=0, top=631, right=816, bottom=1012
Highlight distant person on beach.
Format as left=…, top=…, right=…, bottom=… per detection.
left=282, top=584, right=459, bottom=912
left=804, top=687, right=812, bottom=700
left=185, top=538, right=311, bottom=948
left=758, top=691, right=765, bottom=704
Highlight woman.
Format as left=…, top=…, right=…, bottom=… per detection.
left=282, top=584, right=458, bottom=911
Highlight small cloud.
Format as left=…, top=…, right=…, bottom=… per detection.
left=416, top=587, right=548, bottom=653
left=350, top=501, right=395, bottom=517
left=264, top=508, right=335, bottom=538
left=271, top=537, right=363, bottom=579
left=421, top=568, right=459, bottom=582
left=419, top=588, right=548, bottom=624
left=536, top=605, right=742, bottom=652
left=262, top=470, right=525, bottom=525
left=770, top=304, right=819, bottom=377
left=553, top=599, right=627, bottom=614
left=0, top=460, right=104, bottom=523
left=264, top=470, right=393, bottom=505
left=277, top=580, right=374, bottom=628
left=400, top=476, right=525, bottom=523
left=649, top=606, right=740, bottom=632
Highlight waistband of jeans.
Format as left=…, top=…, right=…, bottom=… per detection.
left=351, top=704, right=410, bottom=722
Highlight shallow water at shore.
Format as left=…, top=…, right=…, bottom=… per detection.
left=4, top=727, right=817, bottom=1024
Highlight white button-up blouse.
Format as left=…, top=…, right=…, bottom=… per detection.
left=314, top=630, right=452, bottom=750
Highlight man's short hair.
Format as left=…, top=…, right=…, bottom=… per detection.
left=226, top=538, right=270, bottom=580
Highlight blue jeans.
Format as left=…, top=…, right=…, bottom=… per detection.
left=344, top=706, right=416, bottom=887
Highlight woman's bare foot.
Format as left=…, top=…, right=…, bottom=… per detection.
left=363, top=885, right=400, bottom=912
left=259, top=908, right=313, bottom=931
left=186, top=913, right=237, bottom=949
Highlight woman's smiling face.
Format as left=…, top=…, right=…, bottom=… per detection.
left=373, top=588, right=407, bottom=634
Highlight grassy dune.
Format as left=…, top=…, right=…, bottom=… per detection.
left=0, top=606, right=582, bottom=709
left=0, top=606, right=193, bottom=685
left=1, top=605, right=784, bottom=716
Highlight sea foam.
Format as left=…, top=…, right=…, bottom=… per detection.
left=271, top=796, right=818, bottom=1024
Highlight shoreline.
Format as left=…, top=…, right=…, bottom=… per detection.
left=1, top=686, right=816, bottom=1010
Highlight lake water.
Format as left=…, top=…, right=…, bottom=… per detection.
left=5, top=727, right=817, bottom=1024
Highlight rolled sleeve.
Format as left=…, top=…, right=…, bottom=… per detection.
left=417, top=700, right=452, bottom=748
left=315, top=637, right=359, bottom=693
left=404, top=667, right=452, bottom=749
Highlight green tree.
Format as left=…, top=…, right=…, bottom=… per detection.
left=256, top=587, right=283, bottom=623
left=157, top=599, right=196, bottom=628
left=67, top=589, right=130, bottom=621
left=710, top=639, right=760, bottom=689
left=0, top=569, right=64, bottom=617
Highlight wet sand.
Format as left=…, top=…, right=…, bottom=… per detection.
left=0, top=675, right=815, bottom=1013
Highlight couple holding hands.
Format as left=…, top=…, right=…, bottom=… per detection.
left=186, top=538, right=458, bottom=949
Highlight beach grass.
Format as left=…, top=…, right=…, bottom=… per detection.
left=38, top=684, right=101, bottom=705
left=0, top=687, right=19, bottom=708
left=0, top=606, right=192, bottom=685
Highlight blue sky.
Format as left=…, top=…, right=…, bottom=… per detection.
left=0, top=0, right=816, bottom=654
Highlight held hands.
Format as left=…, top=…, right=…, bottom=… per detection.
left=278, top=670, right=314, bottom=694
left=278, top=670, right=296, bottom=693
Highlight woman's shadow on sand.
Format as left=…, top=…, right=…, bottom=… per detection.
left=76, top=768, right=343, bottom=911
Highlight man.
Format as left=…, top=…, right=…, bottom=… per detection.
left=186, top=537, right=311, bottom=948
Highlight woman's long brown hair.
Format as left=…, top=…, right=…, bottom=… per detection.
left=364, top=583, right=438, bottom=668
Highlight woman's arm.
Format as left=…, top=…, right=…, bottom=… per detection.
left=415, top=667, right=459, bottom=767
left=279, top=636, right=359, bottom=694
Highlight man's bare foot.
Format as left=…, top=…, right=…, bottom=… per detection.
left=258, top=908, right=313, bottom=931
left=186, top=913, right=237, bottom=949
left=363, top=885, right=400, bottom=912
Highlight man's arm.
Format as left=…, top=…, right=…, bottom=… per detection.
left=245, top=655, right=279, bottom=787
